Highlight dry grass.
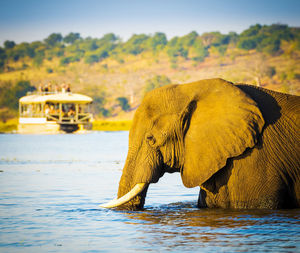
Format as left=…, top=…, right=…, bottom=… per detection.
left=0, top=49, right=299, bottom=125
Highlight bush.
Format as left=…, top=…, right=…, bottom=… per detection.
left=46, top=68, right=53, bottom=73
left=116, top=97, right=130, bottom=111
left=0, top=80, right=35, bottom=111
left=237, top=38, right=257, bottom=50
left=44, top=33, right=63, bottom=47
left=60, top=57, right=71, bottom=66
left=258, top=38, right=281, bottom=55
left=84, top=54, right=99, bottom=64
left=33, top=53, right=44, bottom=67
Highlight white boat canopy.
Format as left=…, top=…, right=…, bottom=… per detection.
left=20, top=93, right=93, bottom=104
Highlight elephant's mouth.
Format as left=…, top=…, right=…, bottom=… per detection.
left=100, top=183, right=148, bottom=208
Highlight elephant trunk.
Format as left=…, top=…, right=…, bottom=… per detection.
left=101, top=183, right=148, bottom=208
left=116, top=181, right=149, bottom=210
left=101, top=153, right=150, bottom=210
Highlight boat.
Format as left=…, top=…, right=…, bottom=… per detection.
left=18, top=91, right=93, bottom=134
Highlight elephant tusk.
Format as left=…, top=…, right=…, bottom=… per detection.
left=100, top=183, right=148, bottom=208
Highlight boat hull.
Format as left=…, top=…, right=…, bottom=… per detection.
left=18, top=118, right=91, bottom=134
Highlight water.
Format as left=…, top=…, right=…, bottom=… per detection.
left=0, top=132, right=299, bottom=252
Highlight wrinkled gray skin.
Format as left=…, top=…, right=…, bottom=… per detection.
left=115, top=78, right=300, bottom=210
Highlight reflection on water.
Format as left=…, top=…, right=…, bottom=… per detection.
left=123, top=204, right=300, bottom=252
left=0, top=132, right=299, bottom=252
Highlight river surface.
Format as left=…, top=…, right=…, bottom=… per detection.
left=0, top=132, right=299, bottom=252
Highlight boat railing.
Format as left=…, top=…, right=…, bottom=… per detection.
left=26, top=91, right=73, bottom=96
left=46, top=113, right=92, bottom=124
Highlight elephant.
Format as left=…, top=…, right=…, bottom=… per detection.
left=101, top=78, right=300, bottom=210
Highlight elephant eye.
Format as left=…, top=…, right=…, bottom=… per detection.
left=146, top=133, right=156, bottom=146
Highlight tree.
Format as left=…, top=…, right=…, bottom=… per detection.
left=100, top=33, right=118, bottom=43
left=257, top=37, right=281, bottom=55
left=33, top=52, right=44, bottom=67
left=182, top=31, right=198, bottom=46
left=237, top=38, right=257, bottom=50
left=148, top=32, right=167, bottom=51
left=84, top=53, right=99, bottom=64
left=4, top=40, right=16, bottom=49
left=0, top=80, right=35, bottom=111
left=116, top=97, right=130, bottom=111
left=190, top=38, right=208, bottom=62
left=166, top=36, right=188, bottom=62
left=63, top=32, right=81, bottom=44
left=123, top=34, right=149, bottom=55
left=240, top=24, right=262, bottom=37
left=44, top=33, right=63, bottom=47
left=0, top=47, right=6, bottom=71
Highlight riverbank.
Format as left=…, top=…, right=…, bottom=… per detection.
left=92, top=120, right=132, bottom=131
left=0, top=118, right=132, bottom=133
left=0, top=118, right=18, bottom=133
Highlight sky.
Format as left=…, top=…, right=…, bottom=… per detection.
left=0, top=0, right=300, bottom=45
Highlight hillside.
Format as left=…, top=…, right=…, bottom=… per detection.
left=0, top=24, right=299, bottom=122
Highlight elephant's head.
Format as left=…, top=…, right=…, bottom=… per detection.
left=101, top=78, right=264, bottom=210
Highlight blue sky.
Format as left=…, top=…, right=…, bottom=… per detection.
left=0, top=0, right=299, bottom=45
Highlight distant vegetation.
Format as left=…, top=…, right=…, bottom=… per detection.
left=1, top=24, right=299, bottom=72
left=0, top=23, right=299, bottom=122
left=0, top=80, right=35, bottom=122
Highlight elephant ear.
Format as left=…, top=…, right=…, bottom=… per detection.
left=180, top=79, right=265, bottom=188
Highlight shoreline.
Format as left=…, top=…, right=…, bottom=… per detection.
left=0, top=118, right=132, bottom=133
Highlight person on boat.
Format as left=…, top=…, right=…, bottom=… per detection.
left=38, top=83, right=43, bottom=93
left=61, top=82, right=67, bottom=93
left=49, top=105, right=56, bottom=114
left=44, top=83, right=51, bottom=93
left=66, top=84, right=71, bottom=93
left=68, top=104, right=75, bottom=117
left=54, top=84, right=59, bottom=93
left=45, top=104, right=50, bottom=115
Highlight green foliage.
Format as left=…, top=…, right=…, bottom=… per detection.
left=60, top=55, right=81, bottom=66
left=60, top=57, right=71, bottom=66
left=166, top=32, right=210, bottom=63
left=257, top=38, right=281, bottom=55
left=191, top=38, right=209, bottom=62
left=84, top=53, right=99, bottom=64
left=33, top=53, right=44, bottom=67
left=144, top=75, right=171, bottom=94
left=0, top=24, right=299, bottom=72
left=166, top=37, right=188, bottom=60
left=63, top=32, right=81, bottom=44
left=116, top=97, right=130, bottom=111
left=6, top=42, right=35, bottom=61
left=0, top=47, right=6, bottom=71
left=46, top=67, right=53, bottom=73
left=99, top=33, right=118, bottom=43
left=0, top=80, right=35, bottom=111
left=0, top=108, right=17, bottom=124
left=122, top=34, right=150, bottom=55
left=148, top=32, right=167, bottom=51
left=216, top=45, right=227, bottom=56
left=44, top=33, right=63, bottom=47
left=237, top=38, right=257, bottom=50
left=237, top=23, right=296, bottom=55
left=240, top=24, right=262, bottom=37
left=4, top=40, right=16, bottom=49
